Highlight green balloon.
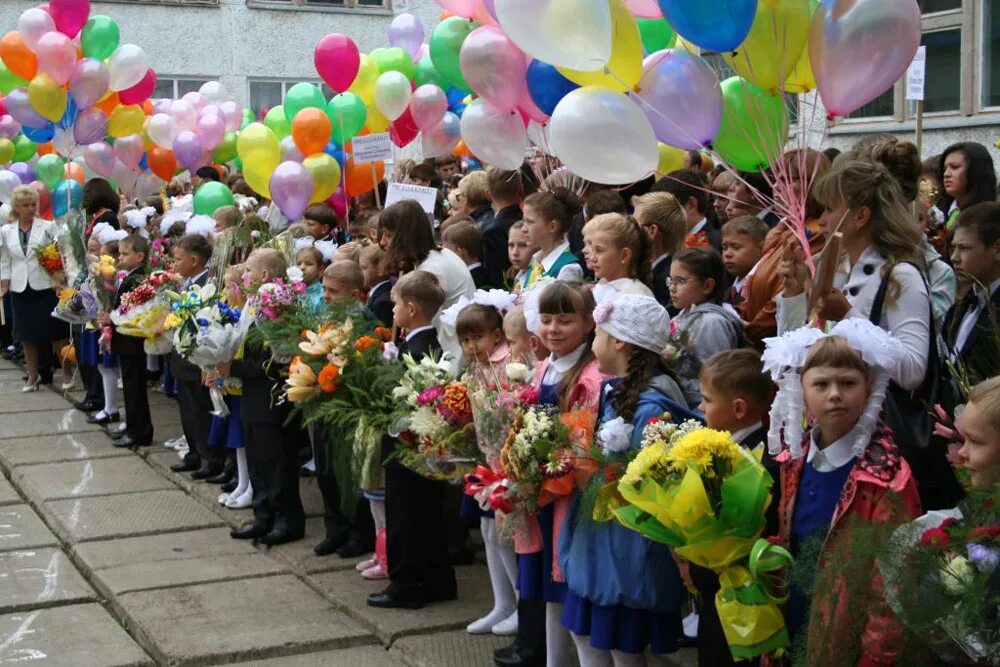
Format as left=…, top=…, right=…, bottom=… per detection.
left=213, top=132, right=238, bottom=164
left=36, top=154, right=65, bottom=189
left=714, top=77, right=789, bottom=172
left=637, top=18, right=676, bottom=54
left=327, top=93, right=367, bottom=145
left=193, top=181, right=236, bottom=216
left=12, top=135, right=36, bottom=162
left=283, top=82, right=327, bottom=125
left=414, top=58, right=444, bottom=88
left=263, top=105, right=291, bottom=139
left=429, top=17, right=474, bottom=94
left=369, top=47, right=416, bottom=80
left=80, top=15, right=120, bottom=61
left=0, top=63, right=27, bottom=95
left=233, top=157, right=243, bottom=173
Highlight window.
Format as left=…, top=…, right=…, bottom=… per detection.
left=983, top=0, right=1000, bottom=107
left=248, top=0, right=389, bottom=8
left=922, top=29, right=961, bottom=112
left=153, top=78, right=212, bottom=100
left=248, top=79, right=332, bottom=117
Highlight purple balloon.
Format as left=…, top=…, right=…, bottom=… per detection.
left=6, top=88, right=49, bottom=129
left=9, top=162, right=35, bottom=184
left=389, top=13, right=425, bottom=60
left=74, top=109, right=109, bottom=145
left=84, top=143, right=116, bottom=179
left=632, top=49, right=721, bottom=150
left=68, top=59, right=110, bottom=109
left=196, top=113, right=225, bottom=150
left=481, top=0, right=498, bottom=22
left=113, top=135, right=144, bottom=170
left=269, top=161, right=314, bottom=220
left=279, top=135, right=304, bottom=163
left=172, top=131, right=203, bottom=169
left=0, top=115, right=21, bottom=140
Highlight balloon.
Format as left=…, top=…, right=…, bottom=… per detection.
left=558, top=0, right=642, bottom=92
left=414, top=57, right=444, bottom=88
left=193, top=180, right=235, bottom=215
left=434, top=0, right=478, bottom=17
left=369, top=47, right=416, bottom=80
left=459, top=102, right=526, bottom=169
left=213, top=132, right=237, bottom=164
left=422, top=110, right=461, bottom=157
left=50, top=0, right=91, bottom=39
left=94, top=91, right=120, bottom=117
left=22, top=123, right=54, bottom=144
left=343, top=156, right=384, bottom=196
left=302, top=153, right=341, bottom=203
left=68, top=58, right=108, bottom=108
left=810, top=0, right=921, bottom=118
left=409, top=84, right=448, bottom=130
left=714, top=76, right=788, bottom=171
left=28, top=73, right=67, bottom=122
left=7, top=87, right=48, bottom=128
left=269, top=161, right=314, bottom=220
left=0, top=170, right=20, bottom=202
left=327, top=187, right=347, bottom=222
left=119, top=68, right=156, bottom=105
left=73, top=108, right=107, bottom=144
left=111, top=134, right=141, bottom=169
left=348, top=54, right=379, bottom=105
left=169, top=99, right=197, bottom=132
left=199, top=81, right=227, bottom=104
left=280, top=135, right=304, bottom=163
left=633, top=49, right=721, bottom=149
left=637, top=17, right=675, bottom=53
left=327, top=93, right=367, bottom=144
left=496, top=0, right=613, bottom=72
left=784, top=42, right=815, bottom=94
left=196, top=112, right=225, bottom=150
left=12, top=134, right=35, bottom=162
left=80, top=15, right=119, bottom=61
left=0, top=138, right=13, bottom=165
left=56, top=96, right=78, bottom=132
left=107, top=44, right=148, bottom=92
left=0, top=115, right=19, bottom=140
left=18, top=9, right=56, bottom=53
left=723, top=0, right=809, bottom=92
left=52, top=178, right=83, bottom=217
left=147, top=146, right=176, bottom=181
left=526, top=60, right=578, bottom=117
left=315, top=34, right=360, bottom=94
left=31, top=180, right=52, bottom=218
left=35, top=31, right=76, bottom=85
left=84, top=141, right=115, bottom=178
left=36, top=153, right=65, bottom=188
left=365, top=104, right=390, bottom=133
left=1, top=32, right=38, bottom=82
left=323, top=142, right=345, bottom=167
left=9, top=161, right=35, bottom=184
left=389, top=107, right=419, bottom=147
left=236, top=122, right=279, bottom=198
left=220, top=101, right=243, bottom=132
left=625, top=0, right=662, bottom=18
left=172, top=131, right=202, bottom=169
left=389, top=13, right=425, bottom=60
left=658, top=0, right=756, bottom=53
left=64, top=161, right=85, bottom=184
left=182, top=91, right=207, bottom=113
left=291, top=107, right=331, bottom=156
left=429, top=16, right=474, bottom=93
left=459, top=26, right=526, bottom=113
left=0, top=63, right=28, bottom=95
left=107, top=104, right=143, bottom=138
left=283, top=82, right=326, bottom=125
left=263, top=105, right=290, bottom=139
left=374, top=71, right=412, bottom=121
left=147, top=113, right=178, bottom=149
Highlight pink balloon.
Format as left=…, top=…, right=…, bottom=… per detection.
left=279, top=135, right=305, bottom=163
left=421, top=111, right=461, bottom=158
left=201, top=104, right=223, bottom=120
left=459, top=26, right=527, bottom=114
left=172, top=131, right=203, bottom=169
left=84, top=142, right=116, bottom=178
left=196, top=113, right=225, bottom=150
left=182, top=91, right=207, bottom=112
left=473, top=0, right=498, bottom=25
left=414, top=44, right=430, bottom=63
left=111, top=160, right=139, bottom=193
left=49, top=0, right=90, bottom=38
left=269, top=161, right=314, bottom=220
left=314, top=34, right=360, bottom=94
left=409, top=84, right=448, bottom=131
left=113, top=135, right=143, bottom=169
left=6, top=88, right=48, bottom=129
left=326, top=187, right=347, bottom=223
left=518, top=87, right=549, bottom=124
left=479, top=0, right=498, bottom=22
left=36, top=31, right=77, bottom=85
left=118, top=69, right=157, bottom=105
left=623, top=0, right=661, bottom=18
left=68, top=58, right=108, bottom=109
left=169, top=99, right=197, bottom=131
left=18, top=8, right=56, bottom=52
left=633, top=49, right=721, bottom=149
left=434, top=0, right=478, bottom=18
left=73, top=108, right=107, bottom=144
left=152, top=98, right=171, bottom=115
left=219, top=101, right=243, bottom=132
left=809, top=0, right=921, bottom=119
left=0, top=115, right=21, bottom=140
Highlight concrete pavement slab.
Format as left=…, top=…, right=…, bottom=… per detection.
left=0, top=504, right=57, bottom=552
left=115, top=574, right=376, bottom=665
left=231, top=645, right=404, bottom=666
left=263, top=517, right=366, bottom=575
left=0, top=548, right=96, bottom=614
left=0, top=475, right=19, bottom=505
left=43, top=489, right=224, bottom=543
left=0, top=392, right=76, bottom=413
left=0, top=432, right=131, bottom=467
left=389, top=628, right=506, bottom=667
left=15, top=457, right=176, bottom=502
left=0, top=408, right=100, bottom=438
left=0, top=603, right=152, bottom=666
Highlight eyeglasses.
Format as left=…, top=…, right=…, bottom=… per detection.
left=666, top=276, right=696, bottom=287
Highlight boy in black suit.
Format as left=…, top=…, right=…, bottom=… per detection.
left=360, top=244, right=393, bottom=328
left=369, top=270, right=457, bottom=609
left=633, top=191, right=687, bottom=314
left=442, top=221, right=489, bottom=289
left=110, top=235, right=153, bottom=448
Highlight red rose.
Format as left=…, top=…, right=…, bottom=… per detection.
left=920, top=527, right=951, bottom=548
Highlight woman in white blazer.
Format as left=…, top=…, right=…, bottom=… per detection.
left=0, top=185, right=70, bottom=391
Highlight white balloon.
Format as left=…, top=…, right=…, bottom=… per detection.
left=107, top=44, right=149, bottom=92
left=549, top=87, right=657, bottom=185
left=0, top=170, right=21, bottom=203
left=421, top=112, right=461, bottom=158
left=147, top=113, right=179, bottom=149
left=199, top=81, right=229, bottom=104
left=18, top=8, right=56, bottom=53
left=169, top=100, right=198, bottom=132
left=52, top=128, right=82, bottom=160
left=526, top=120, right=553, bottom=155
left=459, top=102, right=527, bottom=170
left=279, top=135, right=305, bottom=163
left=373, top=71, right=412, bottom=122
left=495, top=0, right=611, bottom=71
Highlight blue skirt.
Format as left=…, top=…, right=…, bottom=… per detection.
left=516, top=503, right=567, bottom=603
left=459, top=494, right=494, bottom=520
left=208, top=396, right=244, bottom=449
left=78, top=329, right=117, bottom=368
left=562, top=590, right=681, bottom=654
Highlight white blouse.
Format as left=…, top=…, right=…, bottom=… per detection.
left=417, top=248, right=476, bottom=367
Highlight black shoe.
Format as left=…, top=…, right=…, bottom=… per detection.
left=231, top=520, right=271, bottom=540
left=190, top=464, right=223, bottom=480
left=337, top=538, right=373, bottom=558
left=112, top=435, right=151, bottom=448
left=108, top=425, right=127, bottom=439
left=87, top=411, right=120, bottom=425
left=221, top=479, right=238, bottom=494
left=170, top=460, right=201, bottom=473
left=493, top=646, right=543, bottom=667
left=205, top=461, right=235, bottom=485
left=314, top=533, right=349, bottom=556
left=73, top=399, right=101, bottom=412
left=259, top=528, right=304, bottom=546
left=367, top=589, right=425, bottom=610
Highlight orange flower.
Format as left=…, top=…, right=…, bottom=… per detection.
left=317, top=363, right=340, bottom=393
left=374, top=326, right=393, bottom=341
left=354, top=335, right=382, bottom=353
left=439, top=382, right=472, bottom=423
left=300, top=329, right=310, bottom=339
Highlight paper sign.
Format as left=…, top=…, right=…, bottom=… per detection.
left=385, top=182, right=438, bottom=214
left=352, top=132, right=393, bottom=164
left=906, top=46, right=926, bottom=102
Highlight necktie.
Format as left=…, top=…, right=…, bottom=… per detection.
left=526, top=263, right=543, bottom=288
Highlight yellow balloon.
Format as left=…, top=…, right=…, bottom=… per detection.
left=723, top=0, right=810, bottom=93
left=27, top=73, right=67, bottom=122
left=139, top=118, right=155, bottom=150
left=365, top=104, right=390, bottom=134
left=237, top=122, right=280, bottom=199
left=675, top=36, right=699, bottom=53
left=656, top=143, right=685, bottom=176
left=303, top=153, right=342, bottom=204
left=784, top=47, right=815, bottom=94
left=108, top=105, right=145, bottom=138
left=557, top=0, right=642, bottom=92
left=348, top=55, right=379, bottom=106
left=0, top=138, right=13, bottom=164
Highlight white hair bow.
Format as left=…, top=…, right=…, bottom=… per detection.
left=439, top=289, right=518, bottom=328
left=185, top=215, right=216, bottom=239
left=97, top=227, right=129, bottom=245
left=293, top=236, right=338, bottom=263
left=160, top=209, right=192, bottom=236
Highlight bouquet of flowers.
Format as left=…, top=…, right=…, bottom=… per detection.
left=34, top=241, right=66, bottom=284
left=167, top=281, right=221, bottom=358
left=468, top=361, right=538, bottom=466
left=110, top=271, right=182, bottom=354
left=184, top=300, right=250, bottom=417
left=612, top=427, right=788, bottom=660
left=51, top=285, right=100, bottom=324
left=88, top=254, right=120, bottom=313
left=254, top=273, right=306, bottom=322
left=54, top=208, right=87, bottom=286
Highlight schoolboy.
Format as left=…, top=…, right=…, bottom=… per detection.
left=442, top=221, right=488, bottom=288
left=721, top=215, right=768, bottom=308
left=110, top=235, right=153, bottom=448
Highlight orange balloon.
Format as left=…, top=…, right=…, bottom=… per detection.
left=95, top=91, right=120, bottom=116
left=452, top=139, right=473, bottom=158
left=142, top=99, right=153, bottom=115
left=291, top=107, right=332, bottom=157
left=64, top=162, right=85, bottom=185
left=147, top=146, right=177, bottom=182
left=344, top=157, right=385, bottom=197
left=1, top=32, right=38, bottom=81
left=36, top=142, right=54, bottom=156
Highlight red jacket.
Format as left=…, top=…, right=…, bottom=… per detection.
left=770, top=424, right=922, bottom=667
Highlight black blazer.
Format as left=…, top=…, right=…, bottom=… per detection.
left=229, top=332, right=289, bottom=425
left=651, top=254, right=673, bottom=314
left=110, top=267, right=147, bottom=356
left=469, top=264, right=488, bottom=290
left=169, top=270, right=210, bottom=383
left=481, top=204, right=521, bottom=289
left=365, top=281, right=393, bottom=329
left=399, top=328, right=441, bottom=361
left=943, top=287, right=1000, bottom=390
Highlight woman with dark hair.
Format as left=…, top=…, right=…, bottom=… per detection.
left=938, top=141, right=998, bottom=230
left=83, top=178, right=120, bottom=238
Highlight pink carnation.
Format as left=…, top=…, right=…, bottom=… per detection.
left=417, top=385, right=444, bottom=406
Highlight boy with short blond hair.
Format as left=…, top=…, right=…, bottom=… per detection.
left=322, top=260, right=365, bottom=304
left=721, top=215, right=768, bottom=308
left=442, top=221, right=487, bottom=288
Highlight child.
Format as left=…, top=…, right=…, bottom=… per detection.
left=73, top=232, right=107, bottom=415
left=503, top=305, right=545, bottom=366
left=720, top=215, right=768, bottom=308
left=581, top=213, right=652, bottom=296
left=321, top=261, right=366, bottom=305
left=82, top=231, right=122, bottom=425
left=294, top=240, right=332, bottom=314
left=368, top=271, right=457, bottom=609
left=303, top=203, right=343, bottom=244
left=360, top=244, right=393, bottom=328
left=762, top=320, right=921, bottom=666
left=668, top=248, right=744, bottom=408
left=632, top=192, right=686, bottom=312
left=442, top=221, right=488, bottom=289
left=560, top=294, right=691, bottom=666
left=506, top=221, right=536, bottom=290
left=956, top=375, right=1000, bottom=491
left=521, top=188, right=585, bottom=289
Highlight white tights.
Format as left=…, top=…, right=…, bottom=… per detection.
left=479, top=517, right=517, bottom=623
left=571, top=632, right=648, bottom=667
left=98, top=365, right=119, bottom=415
left=369, top=498, right=385, bottom=532
left=231, top=448, right=250, bottom=498
left=545, top=602, right=573, bottom=667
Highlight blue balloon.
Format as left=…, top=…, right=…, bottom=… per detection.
left=657, top=0, right=757, bottom=53
left=322, top=142, right=345, bottom=168
left=445, top=87, right=466, bottom=107
left=22, top=123, right=55, bottom=143
left=526, top=60, right=579, bottom=117
left=139, top=153, right=148, bottom=171
left=52, top=179, right=83, bottom=218
left=449, top=102, right=467, bottom=118
left=57, top=97, right=78, bottom=131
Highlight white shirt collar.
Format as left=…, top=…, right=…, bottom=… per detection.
left=405, top=325, right=435, bottom=342
left=972, top=278, right=1000, bottom=304
left=370, top=279, right=390, bottom=295
left=185, top=269, right=209, bottom=287
left=531, top=239, right=571, bottom=273
left=652, top=253, right=671, bottom=270
left=756, top=207, right=774, bottom=221
left=467, top=261, right=482, bottom=271
left=807, top=428, right=857, bottom=472
left=689, top=218, right=707, bottom=235
left=731, top=421, right=763, bottom=447
left=544, top=342, right=588, bottom=383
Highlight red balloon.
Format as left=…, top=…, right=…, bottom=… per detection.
left=389, top=107, right=418, bottom=148
left=326, top=187, right=347, bottom=222
left=0, top=96, right=6, bottom=117
left=31, top=180, right=51, bottom=216
left=147, top=146, right=177, bottom=181
left=119, top=69, right=157, bottom=105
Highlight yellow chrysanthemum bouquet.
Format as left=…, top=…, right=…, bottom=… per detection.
left=612, top=427, right=791, bottom=660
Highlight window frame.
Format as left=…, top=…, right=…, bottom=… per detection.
left=154, top=77, right=213, bottom=100
left=977, top=0, right=1000, bottom=110
left=247, top=78, right=334, bottom=117
left=245, top=0, right=392, bottom=14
